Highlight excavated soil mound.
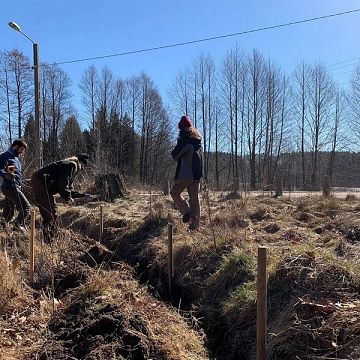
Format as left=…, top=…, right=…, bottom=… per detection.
left=33, top=265, right=208, bottom=360
left=37, top=301, right=154, bottom=359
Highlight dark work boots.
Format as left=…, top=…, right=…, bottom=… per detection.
left=182, top=212, right=192, bottom=223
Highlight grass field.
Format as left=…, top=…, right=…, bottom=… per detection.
left=1, top=188, right=359, bottom=359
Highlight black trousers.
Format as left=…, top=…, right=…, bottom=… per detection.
left=31, top=173, right=58, bottom=226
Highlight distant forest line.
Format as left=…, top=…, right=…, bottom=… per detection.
left=1, top=46, right=360, bottom=189
left=206, top=151, right=360, bottom=190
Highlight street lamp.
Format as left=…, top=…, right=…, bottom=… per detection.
left=8, top=21, right=43, bottom=168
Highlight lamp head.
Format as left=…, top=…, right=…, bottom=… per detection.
left=8, top=21, right=21, bottom=32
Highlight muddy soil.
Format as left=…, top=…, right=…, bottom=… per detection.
left=35, top=300, right=158, bottom=359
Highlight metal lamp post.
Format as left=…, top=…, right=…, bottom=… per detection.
left=8, top=21, right=43, bottom=168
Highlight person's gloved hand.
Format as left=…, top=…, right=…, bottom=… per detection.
left=5, top=173, right=15, bottom=180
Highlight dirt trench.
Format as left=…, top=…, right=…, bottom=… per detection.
left=57, top=199, right=360, bottom=360
left=27, top=218, right=209, bottom=360
left=57, top=210, right=253, bottom=359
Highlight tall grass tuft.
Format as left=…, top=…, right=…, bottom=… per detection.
left=206, top=251, right=255, bottom=300
left=0, top=251, right=29, bottom=315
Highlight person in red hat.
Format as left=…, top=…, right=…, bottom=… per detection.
left=170, top=115, right=203, bottom=230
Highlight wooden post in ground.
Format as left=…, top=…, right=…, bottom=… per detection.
left=257, top=246, right=267, bottom=360
left=322, top=175, right=331, bottom=197
left=99, top=205, right=104, bottom=240
left=149, top=188, right=153, bottom=216
left=164, top=179, right=170, bottom=196
left=233, top=178, right=240, bottom=193
left=168, top=223, right=174, bottom=297
left=274, top=174, right=283, bottom=197
left=29, top=209, right=35, bottom=285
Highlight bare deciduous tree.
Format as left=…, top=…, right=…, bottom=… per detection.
left=293, top=62, right=310, bottom=188
left=245, top=49, right=266, bottom=190
left=307, top=63, right=335, bottom=186
left=42, top=63, right=72, bottom=162
left=0, top=50, right=32, bottom=139
left=79, top=65, right=99, bottom=130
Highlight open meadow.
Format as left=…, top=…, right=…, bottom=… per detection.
left=1, top=188, right=360, bottom=359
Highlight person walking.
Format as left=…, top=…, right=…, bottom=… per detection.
left=0, top=139, right=31, bottom=230
left=170, top=115, right=203, bottom=230
left=31, top=153, right=90, bottom=241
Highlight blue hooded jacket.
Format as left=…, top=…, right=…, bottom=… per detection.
left=0, top=147, right=23, bottom=188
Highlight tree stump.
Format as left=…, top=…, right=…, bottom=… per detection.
left=233, top=178, right=240, bottom=193
left=95, top=173, right=127, bottom=202
left=322, top=175, right=331, bottom=197
left=274, top=175, right=283, bottom=197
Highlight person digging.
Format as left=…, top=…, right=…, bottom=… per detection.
left=31, top=153, right=94, bottom=242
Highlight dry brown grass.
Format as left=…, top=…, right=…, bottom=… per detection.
left=266, top=253, right=360, bottom=359
left=0, top=248, right=53, bottom=359
left=1, top=188, right=360, bottom=359
left=0, top=250, right=29, bottom=315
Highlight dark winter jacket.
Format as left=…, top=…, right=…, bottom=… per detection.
left=0, top=147, right=23, bottom=188
left=172, top=129, right=203, bottom=181
left=31, top=158, right=85, bottom=201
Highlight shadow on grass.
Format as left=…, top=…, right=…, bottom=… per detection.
left=101, top=216, right=168, bottom=286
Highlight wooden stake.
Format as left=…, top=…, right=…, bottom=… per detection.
left=168, top=223, right=174, bottom=297
left=233, top=177, right=240, bottom=193
left=29, top=209, right=35, bottom=285
left=164, top=179, right=170, bottom=196
left=257, top=246, right=267, bottom=360
left=150, top=188, right=153, bottom=216
left=99, top=205, right=104, bottom=240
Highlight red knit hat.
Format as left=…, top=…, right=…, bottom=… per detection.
left=178, top=115, right=192, bottom=129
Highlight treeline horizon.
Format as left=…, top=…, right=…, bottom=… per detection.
left=1, top=46, right=360, bottom=189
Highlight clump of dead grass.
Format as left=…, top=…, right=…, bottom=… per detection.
left=213, top=212, right=249, bottom=228
left=249, top=207, right=271, bottom=222
left=266, top=253, right=360, bottom=359
left=345, top=193, right=357, bottom=201
left=312, top=196, right=341, bottom=219
left=222, top=281, right=256, bottom=315
left=206, top=251, right=254, bottom=300
left=0, top=250, right=29, bottom=315
left=295, top=198, right=310, bottom=212
left=224, top=191, right=242, bottom=200
left=77, top=269, right=120, bottom=299
left=210, top=252, right=360, bottom=359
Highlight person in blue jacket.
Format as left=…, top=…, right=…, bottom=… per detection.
left=170, top=115, right=203, bottom=230
left=0, top=139, right=31, bottom=230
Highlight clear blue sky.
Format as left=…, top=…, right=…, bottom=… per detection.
left=1, top=0, right=360, bottom=125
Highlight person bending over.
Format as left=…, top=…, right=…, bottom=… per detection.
left=31, top=153, right=90, bottom=242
